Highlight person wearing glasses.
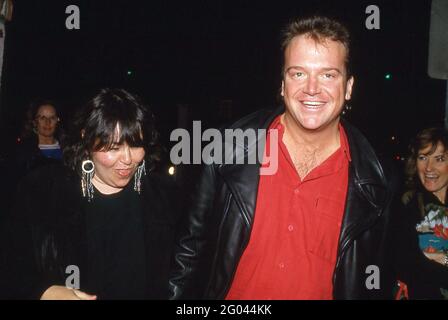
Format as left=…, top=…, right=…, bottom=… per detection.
left=16, top=100, right=64, bottom=175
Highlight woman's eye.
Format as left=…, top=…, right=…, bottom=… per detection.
left=417, top=155, right=427, bottom=161
left=436, top=156, right=446, bottom=162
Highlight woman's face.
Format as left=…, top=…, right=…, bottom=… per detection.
left=35, top=104, right=58, bottom=139
left=91, top=141, right=145, bottom=195
left=417, top=142, right=448, bottom=203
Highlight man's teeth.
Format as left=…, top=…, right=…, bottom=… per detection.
left=303, top=101, right=325, bottom=106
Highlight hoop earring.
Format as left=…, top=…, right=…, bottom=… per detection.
left=134, top=160, right=146, bottom=194
left=81, top=160, right=95, bottom=201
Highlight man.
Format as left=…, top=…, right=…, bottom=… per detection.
left=169, top=15, right=446, bottom=299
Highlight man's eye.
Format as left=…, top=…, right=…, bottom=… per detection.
left=323, top=73, right=335, bottom=79
left=290, top=71, right=303, bottom=79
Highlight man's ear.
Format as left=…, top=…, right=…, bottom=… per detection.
left=345, top=76, right=354, bottom=100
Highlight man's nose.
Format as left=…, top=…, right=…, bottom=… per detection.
left=303, top=76, right=320, bottom=95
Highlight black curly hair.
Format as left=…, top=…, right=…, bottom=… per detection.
left=63, top=88, right=161, bottom=175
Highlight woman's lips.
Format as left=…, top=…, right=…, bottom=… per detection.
left=116, top=169, right=132, bottom=177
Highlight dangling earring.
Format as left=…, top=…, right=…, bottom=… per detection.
left=81, top=159, right=95, bottom=201
left=134, top=160, right=146, bottom=194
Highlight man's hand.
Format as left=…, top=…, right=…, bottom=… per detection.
left=40, top=285, right=97, bottom=300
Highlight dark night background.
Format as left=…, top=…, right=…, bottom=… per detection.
left=0, top=0, right=446, bottom=161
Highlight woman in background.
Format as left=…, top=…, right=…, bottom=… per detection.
left=400, top=127, right=448, bottom=299
left=16, top=100, right=64, bottom=173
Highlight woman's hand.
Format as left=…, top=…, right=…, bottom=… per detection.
left=423, top=252, right=448, bottom=266
left=40, top=285, right=97, bottom=300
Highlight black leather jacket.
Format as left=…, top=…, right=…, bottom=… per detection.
left=170, top=107, right=404, bottom=299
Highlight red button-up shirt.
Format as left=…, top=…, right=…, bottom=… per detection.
left=226, top=116, right=350, bottom=300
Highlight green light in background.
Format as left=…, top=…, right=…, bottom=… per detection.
left=385, top=73, right=392, bottom=80
left=127, top=70, right=132, bottom=76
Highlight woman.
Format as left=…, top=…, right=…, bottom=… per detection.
left=16, top=100, right=64, bottom=172
left=1, top=89, right=180, bottom=300
left=400, top=127, right=448, bottom=299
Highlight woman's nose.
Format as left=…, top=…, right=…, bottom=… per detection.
left=120, top=147, right=132, bottom=164
left=425, top=159, right=434, bottom=171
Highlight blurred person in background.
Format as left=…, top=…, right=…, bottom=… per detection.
left=16, top=99, right=64, bottom=174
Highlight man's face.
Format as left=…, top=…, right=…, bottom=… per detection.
left=281, top=35, right=354, bottom=132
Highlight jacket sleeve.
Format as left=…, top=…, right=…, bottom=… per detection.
left=391, top=196, right=448, bottom=298
left=168, top=163, right=217, bottom=299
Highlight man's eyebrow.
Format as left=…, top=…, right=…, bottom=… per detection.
left=321, top=67, right=343, bottom=74
left=285, top=66, right=343, bottom=74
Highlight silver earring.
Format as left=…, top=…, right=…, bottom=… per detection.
left=81, top=159, right=95, bottom=201
left=134, top=160, right=146, bottom=194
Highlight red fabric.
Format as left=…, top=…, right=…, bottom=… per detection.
left=226, top=116, right=350, bottom=300
left=395, top=281, right=409, bottom=300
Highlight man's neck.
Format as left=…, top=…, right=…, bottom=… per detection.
left=280, top=113, right=340, bottom=151
left=280, top=113, right=341, bottom=179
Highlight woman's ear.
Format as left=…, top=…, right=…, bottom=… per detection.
left=80, top=129, right=85, bottom=139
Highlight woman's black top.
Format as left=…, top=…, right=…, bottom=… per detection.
left=84, top=184, right=147, bottom=299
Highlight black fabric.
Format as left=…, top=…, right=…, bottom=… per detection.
left=168, top=106, right=448, bottom=300
left=84, top=183, right=147, bottom=299
left=0, top=164, right=181, bottom=300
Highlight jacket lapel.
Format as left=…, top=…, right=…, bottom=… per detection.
left=337, top=120, right=389, bottom=255
left=217, top=107, right=284, bottom=229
